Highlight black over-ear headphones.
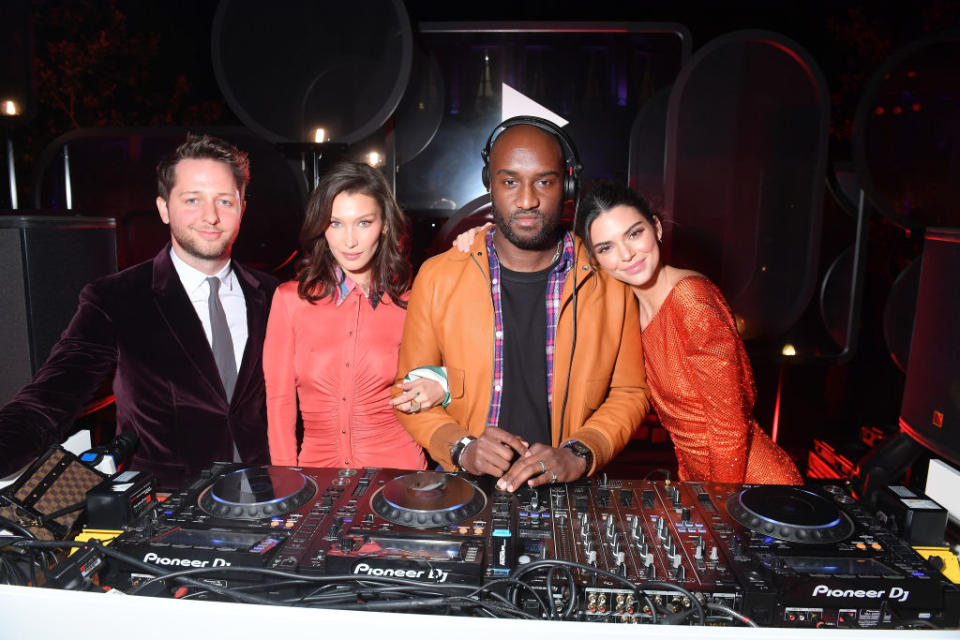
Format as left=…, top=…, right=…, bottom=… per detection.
left=480, top=115, right=583, bottom=204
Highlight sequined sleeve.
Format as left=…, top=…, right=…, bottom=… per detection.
left=675, top=280, right=756, bottom=483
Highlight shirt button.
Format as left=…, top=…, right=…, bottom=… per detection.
left=494, top=384, right=502, bottom=391
left=348, top=331, right=353, bottom=336
left=342, top=397, right=347, bottom=401
left=341, top=430, right=346, bottom=434
left=344, top=460, right=349, bottom=465
left=345, top=362, right=350, bottom=368
left=495, top=331, right=503, bottom=339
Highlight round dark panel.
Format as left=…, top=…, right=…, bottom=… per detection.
left=370, top=471, right=486, bottom=529
left=212, top=0, right=412, bottom=144
left=883, top=257, right=921, bottom=372
left=198, top=466, right=317, bottom=520
left=726, top=486, right=854, bottom=544
left=395, top=44, right=444, bottom=165
left=819, top=246, right=854, bottom=349
left=853, top=33, right=960, bottom=229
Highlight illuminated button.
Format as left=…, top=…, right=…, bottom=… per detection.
left=285, top=520, right=296, bottom=529
left=856, top=542, right=866, bottom=550
left=458, top=526, right=469, bottom=534
left=473, top=526, right=484, bottom=535
left=871, top=542, right=882, bottom=551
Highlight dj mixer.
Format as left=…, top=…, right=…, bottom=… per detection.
left=101, top=464, right=960, bottom=627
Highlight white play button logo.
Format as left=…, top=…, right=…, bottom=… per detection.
left=501, top=82, right=568, bottom=128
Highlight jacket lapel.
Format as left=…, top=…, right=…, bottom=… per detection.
left=151, top=247, right=227, bottom=402
left=233, top=262, right=267, bottom=406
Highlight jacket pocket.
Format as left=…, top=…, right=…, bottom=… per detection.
left=583, top=378, right=609, bottom=411
left=447, top=367, right=465, bottom=399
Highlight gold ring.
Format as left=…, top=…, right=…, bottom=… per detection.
left=538, top=460, right=546, bottom=473
left=410, top=399, right=421, bottom=413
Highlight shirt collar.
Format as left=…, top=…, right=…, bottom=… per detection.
left=169, top=246, right=233, bottom=295
left=334, top=267, right=386, bottom=307
left=484, top=227, right=575, bottom=275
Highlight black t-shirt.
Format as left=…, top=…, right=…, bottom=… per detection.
left=498, top=263, right=552, bottom=447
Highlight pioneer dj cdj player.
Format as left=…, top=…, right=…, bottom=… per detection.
left=99, top=464, right=959, bottom=628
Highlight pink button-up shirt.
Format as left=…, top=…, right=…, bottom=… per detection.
left=264, top=278, right=426, bottom=470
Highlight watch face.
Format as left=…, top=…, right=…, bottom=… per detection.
left=565, top=442, right=587, bottom=456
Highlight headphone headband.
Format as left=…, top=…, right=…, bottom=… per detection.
left=480, top=116, right=582, bottom=203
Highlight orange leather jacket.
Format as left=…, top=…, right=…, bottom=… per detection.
left=395, top=231, right=650, bottom=474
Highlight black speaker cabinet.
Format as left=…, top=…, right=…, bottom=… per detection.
left=900, top=228, right=960, bottom=467
left=0, top=215, right=117, bottom=403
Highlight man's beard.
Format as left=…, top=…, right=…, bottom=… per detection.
left=491, top=203, right=564, bottom=251
left=171, top=226, right=233, bottom=262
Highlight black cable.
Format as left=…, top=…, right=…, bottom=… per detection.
left=0, top=515, right=38, bottom=540
left=537, top=565, right=577, bottom=620
left=124, top=564, right=481, bottom=604
left=0, top=556, right=27, bottom=586
left=641, top=580, right=706, bottom=625
left=14, top=539, right=276, bottom=605
left=441, top=595, right=537, bottom=619
left=469, top=576, right=551, bottom=619
left=642, top=468, right=672, bottom=482
left=556, top=232, right=578, bottom=447
left=511, top=559, right=665, bottom=624
left=0, top=519, right=57, bottom=576
left=705, top=602, right=759, bottom=627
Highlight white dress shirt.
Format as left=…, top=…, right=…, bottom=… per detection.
left=169, top=248, right=248, bottom=371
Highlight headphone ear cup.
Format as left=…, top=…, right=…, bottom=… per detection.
left=481, top=163, right=490, bottom=190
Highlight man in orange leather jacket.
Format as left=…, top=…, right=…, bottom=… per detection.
left=395, top=118, right=649, bottom=492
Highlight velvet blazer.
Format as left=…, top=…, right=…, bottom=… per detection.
left=0, top=245, right=278, bottom=489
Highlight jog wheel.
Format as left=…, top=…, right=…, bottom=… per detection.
left=726, top=485, right=854, bottom=544
left=198, top=466, right=317, bottom=520
left=370, top=471, right=486, bottom=529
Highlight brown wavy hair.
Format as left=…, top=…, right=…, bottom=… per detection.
left=156, top=133, right=250, bottom=201
left=296, top=162, right=411, bottom=307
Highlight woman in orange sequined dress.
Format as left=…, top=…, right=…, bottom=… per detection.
left=577, top=182, right=801, bottom=484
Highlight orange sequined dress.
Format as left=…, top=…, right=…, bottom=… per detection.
left=641, top=276, right=802, bottom=484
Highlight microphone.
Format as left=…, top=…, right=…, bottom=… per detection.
left=78, top=431, right=139, bottom=476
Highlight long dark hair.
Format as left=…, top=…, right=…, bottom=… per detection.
left=576, top=181, right=661, bottom=257
left=296, top=162, right=411, bottom=307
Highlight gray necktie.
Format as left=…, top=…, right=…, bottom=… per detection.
left=207, top=276, right=237, bottom=402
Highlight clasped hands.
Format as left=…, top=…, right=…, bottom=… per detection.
left=458, top=425, right=586, bottom=492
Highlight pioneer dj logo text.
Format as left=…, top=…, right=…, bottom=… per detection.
left=811, top=585, right=910, bottom=603
left=143, top=552, right=232, bottom=568
left=353, top=563, right=449, bottom=583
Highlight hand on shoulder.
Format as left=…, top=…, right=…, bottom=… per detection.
left=452, top=222, right=492, bottom=253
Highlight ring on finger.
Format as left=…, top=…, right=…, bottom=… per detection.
left=538, top=460, right=546, bottom=474
left=550, top=471, right=558, bottom=484
left=410, top=399, right=421, bottom=413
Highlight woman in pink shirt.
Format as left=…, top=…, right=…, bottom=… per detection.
left=263, top=162, right=438, bottom=469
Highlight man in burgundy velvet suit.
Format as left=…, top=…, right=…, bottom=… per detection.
left=0, top=134, right=278, bottom=490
